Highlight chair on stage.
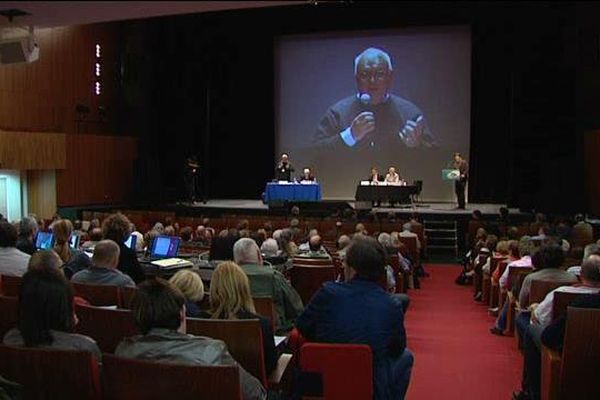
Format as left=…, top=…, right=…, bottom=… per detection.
left=299, top=343, right=373, bottom=400
left=0, top=344, right=101, bottom=400
left=541, top=307, right=600, bottom=400
left=102, top=354, right=242, bottom=400
left=75, top=304, right=139, bottom=353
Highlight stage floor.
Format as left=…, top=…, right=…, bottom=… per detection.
left=173, top=199, right=524, bottom=217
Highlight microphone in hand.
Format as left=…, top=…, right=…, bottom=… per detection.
left=350, top=93, right=375, bottom=143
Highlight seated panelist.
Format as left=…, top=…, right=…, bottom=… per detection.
left=299, top=167, right=315, bottom=182
left=385, top=167, right=401, bottom=184
left=369, top=167, right=384, bottom=184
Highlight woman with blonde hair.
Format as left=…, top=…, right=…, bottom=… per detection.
left=209, top=261, right=277, bottom=374
left=52, top=219, right=91, bottom=279
left=169, top=269, right=204, bottom=318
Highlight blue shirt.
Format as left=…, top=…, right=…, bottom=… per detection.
left=296, top=278, right=407, bottom=400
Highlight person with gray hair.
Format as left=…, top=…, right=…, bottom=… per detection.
left=313, top=47, right=435, bottom=152
left=71, top=240, right=135, bottom=288
left=233, top=238, right=303, bottom=331
left=399, top=222, right=421, bottom=252
left=17, top=216, right=38, bottom=255
left=260, top=238, right=280, bottom=258
left=566, top=243, right=600, bottom=277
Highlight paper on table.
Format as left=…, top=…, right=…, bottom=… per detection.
left=274, top=336, right=287, bottom=347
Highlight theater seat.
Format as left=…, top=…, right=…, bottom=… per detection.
left=72, top=282, right=121, bottom=307
left=0, top=275, right=22, bottom=297
left=0, top=344, right=101, bottom=400
left=290, top=265, right=336, bottom=305
left=300, top=343, right=373, bottom=400
left=102, top=354, right=242, bottom=400
left=75, top=304, right=139, bottom=353
left=0, top=295, right=18, bottom=338
left=541, top=307, right=600, bottom=400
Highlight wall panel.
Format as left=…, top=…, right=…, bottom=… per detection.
left=0, top=23, right=120, bottom=135
left=56, top=135, right=138, bottom=206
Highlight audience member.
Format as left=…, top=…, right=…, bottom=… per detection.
left=115, top=278, right=266, bottom=400
left=81, top=227, right=103, bottom=250
left=491, top=243, right=576, bottom=336
left=3, top=268, right=101, bottom=361
left=130, top=230, right=145, bottom=252
left=566, top=243, right=600, bottom=277
left=0, top=221, right=31, bottom=277
left=497, top=236, right=535, bottom=290
left=296, top=237, right=413, bottom=400
left=52, top=219, right=93, bottom=279
left=296, top=235, right=330, bottom=260
left=260, top=238, right=280, bottom=258
left=71, top=240, right=135, bottom=288
left=529, top=254, right=600, bottom=328
left=571, top=213, right=593, bottom=250
left=233, top=238, right=303, bottom=331
left=16, top=216, right=38, bottom=255
left=102, top=213, right=145, bottom=283
left=169, top=269, right=204, bottom=318
left=205, top=261, right=277, bottom=375
left=180, top=226, right=193, bottom=242
left=399, top=223, right=421, bottom=253
left=27, top=249, right=63, bottom=273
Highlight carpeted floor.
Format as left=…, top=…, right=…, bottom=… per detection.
left=404, top=264, right=522, bottom=400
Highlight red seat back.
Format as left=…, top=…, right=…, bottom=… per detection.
left=0, top=295, right=18, bottom=338
left=186, top=318, right=267, bottom=386
left=0, top=344, right=101, bottom=400
left=300, top=343, right=373, bottom=400
left=72, top=282, right=121, bottom=307
left=0, top=275, right=23, bottom=297
left=290, top=265, right=336, bottom=304
left=75, top=304, right=139, bottom=353
left=102, top=354, right=242, bottom=400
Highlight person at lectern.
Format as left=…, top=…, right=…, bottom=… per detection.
left=313, top=47, right=436, bottom=151
left=452, top=152, right=469, bottom=209
left=299, top=167, right=315, bottom=182
left=275, top=153, right=294, bottom=181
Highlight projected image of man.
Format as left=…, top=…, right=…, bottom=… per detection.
left=313, top=47, right=436, bottom=150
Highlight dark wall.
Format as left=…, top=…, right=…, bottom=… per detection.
left=117, top=1, right=594, bottom=213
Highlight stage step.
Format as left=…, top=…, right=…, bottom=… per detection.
left=424, top=219, right=458, bottom=258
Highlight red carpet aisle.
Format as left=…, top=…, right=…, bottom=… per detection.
left=404, top=265, right=522, bottom=400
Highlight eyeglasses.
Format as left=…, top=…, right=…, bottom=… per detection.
left=356, top=69, right=389, bottom=82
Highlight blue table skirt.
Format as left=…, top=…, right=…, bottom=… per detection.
left=264, top=183, right=322, bottom=202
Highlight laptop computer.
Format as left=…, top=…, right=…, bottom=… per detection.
left=147, top=236, right=193, bottom=270
left=124, top=234, right=137, bottom=251
left=69, top=234, right=80, bottom=249
left=35, top=232, right=54, bottom=250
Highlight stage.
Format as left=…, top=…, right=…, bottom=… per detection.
left=167, top=199, right=528, bottom=218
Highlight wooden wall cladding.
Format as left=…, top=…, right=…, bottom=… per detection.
left=27, top=170, right=57, bottom=220
left=56, top=135, right=138, bottom=206
left=0, top=23, right=119, bottom=135
left=0, top=130, right=66, bottom=169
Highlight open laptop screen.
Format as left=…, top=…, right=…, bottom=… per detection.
left=124, top=234, right=137, bottom=250
left=151, top=236, right=181, bottom=258
left=36, top=232, right=54, bottom=250
left=69, top=234, right=80, bottom=249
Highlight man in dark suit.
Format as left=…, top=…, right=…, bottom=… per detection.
left=275, top=153, right=294, bottom=181
left=452, top=152, right=469, bottom=209
left=296, top=236, right=413, bottom=400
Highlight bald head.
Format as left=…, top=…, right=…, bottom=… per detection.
left=354, top=47, right=393, bottom=105
left=93, top=240, right=120, bottom=269
left=309, top=235, right=322, bottom=252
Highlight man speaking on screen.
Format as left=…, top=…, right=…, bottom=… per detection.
left=313, top=47, right=436, bottom=151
